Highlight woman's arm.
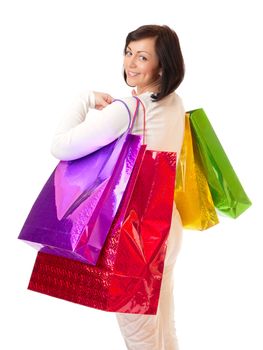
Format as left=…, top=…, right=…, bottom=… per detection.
left=50, top=91, right=134, bottom=161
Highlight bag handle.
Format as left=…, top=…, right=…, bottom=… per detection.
left=113, top=96, right=146, bottom=145
left=132, top=96, right=146, bottom=145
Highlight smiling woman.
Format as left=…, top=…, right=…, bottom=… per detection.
left=50, top=24, right=185, bottom=350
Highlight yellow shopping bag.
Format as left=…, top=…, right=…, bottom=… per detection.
left=174, top=113, right=219, bottom=230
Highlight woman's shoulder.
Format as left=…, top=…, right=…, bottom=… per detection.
left=161, top=92, right=185, bottom=114
left=160, top=91, right=183, bottom=104
left=113, top=95, right=137, bottom=107
left=117, top=92, right=155, bottom=112
left=108, top=96, right=137, bottom=120
left=111, top=91, right=184, bottom=114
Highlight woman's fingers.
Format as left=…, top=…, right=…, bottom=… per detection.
left=104, top=94, right=114, bottom=104
left=94, top=91, right=114, bottom=110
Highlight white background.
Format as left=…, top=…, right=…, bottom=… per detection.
left=1, top=0, right=262, bottom=349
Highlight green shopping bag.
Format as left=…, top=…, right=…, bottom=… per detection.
left=189, top=108, right=252, bottom=218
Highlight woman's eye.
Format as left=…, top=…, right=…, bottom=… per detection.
left=125, top=51, right=132, bottom=56
left=139, top=55, right=147, bottom=61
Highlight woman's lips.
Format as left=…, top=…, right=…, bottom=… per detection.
left=127, top=71, right=140, bottom=77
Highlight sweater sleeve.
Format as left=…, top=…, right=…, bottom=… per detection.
left=50, top=92, right=133, bottom=161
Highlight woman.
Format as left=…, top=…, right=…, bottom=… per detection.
left=51, top=24, right=185, bottom=350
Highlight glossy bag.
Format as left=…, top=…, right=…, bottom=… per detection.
left=174, top=114, right=219, bottom=230
left=18, top=100, right=143, bottom=265
left=28, top=149, right=177, bottom=314
left=189, top=108, right=252, bottom=218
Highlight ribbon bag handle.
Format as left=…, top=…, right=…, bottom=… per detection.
left=131, top=96, right=146, bottom=145
left=113, top=96, right=147, bottom=145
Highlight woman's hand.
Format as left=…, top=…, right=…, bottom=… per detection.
left=94, top=91, right=114, bottom=110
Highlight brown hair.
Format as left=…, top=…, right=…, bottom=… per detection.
left=123, top=24, right=185, bottom=101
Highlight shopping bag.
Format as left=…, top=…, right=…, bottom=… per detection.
left=189, top=108, right=252, bottom=218
left=28, top=149, right=177, bottom=315
left=174, top=114, right=219, bottom=230
left=18, top=99, right=143, bottom=265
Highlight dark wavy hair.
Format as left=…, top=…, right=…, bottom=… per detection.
left=123, top=24, right=185, bottom=101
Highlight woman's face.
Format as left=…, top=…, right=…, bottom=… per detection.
left=124, top=37, right=161, bottom=94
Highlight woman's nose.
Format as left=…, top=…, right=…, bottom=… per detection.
left=128, top=56, right=137, bottom=68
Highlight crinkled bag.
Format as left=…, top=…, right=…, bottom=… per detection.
left=18, top=99, right=143, bottom=265
left=174, top=113, right=219, bottom=230
left=189, top=108, right=252, bottom=218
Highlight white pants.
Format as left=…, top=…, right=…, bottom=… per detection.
left=116, top=205, right=183, bottom=350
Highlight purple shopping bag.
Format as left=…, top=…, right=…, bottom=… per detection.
left=18, top=99, right=143, bottom=265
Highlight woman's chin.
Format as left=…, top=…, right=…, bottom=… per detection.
left=126, top=77, right=138, bottom=87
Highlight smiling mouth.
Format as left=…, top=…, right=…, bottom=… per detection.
left=127, top=71, right=140, bottom=77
